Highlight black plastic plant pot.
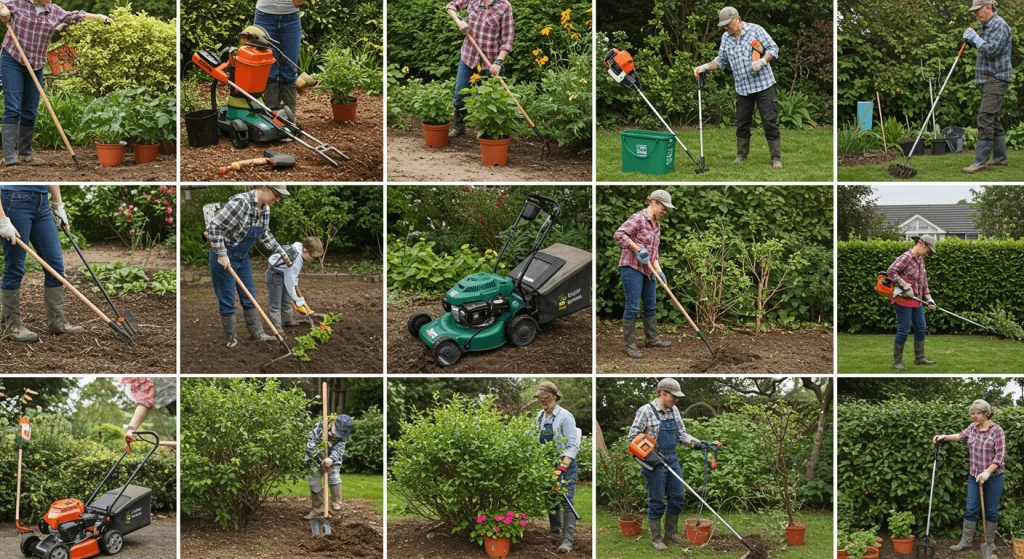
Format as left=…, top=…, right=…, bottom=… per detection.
left=930, top=138, right=947, bottom=155
left=898, top=140, right=925, bottom=157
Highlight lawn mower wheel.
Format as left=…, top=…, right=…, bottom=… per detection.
left=408, top=312, right=431, bottom=338
left=100, top=530, right=124, bottom=554
left=507, top=315, right=539, bottom=347
left=433, top=337, right=462, bottom=367
left=21, top=535, right=39, bottom=557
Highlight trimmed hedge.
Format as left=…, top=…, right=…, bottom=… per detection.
left=838, top=399, right=1024, bottom=537
left=838, top=238, right=1024, bottom=334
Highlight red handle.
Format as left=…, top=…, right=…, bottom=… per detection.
left=958, top=41, right=968, bottom=57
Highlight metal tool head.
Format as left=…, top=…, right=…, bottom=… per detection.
left=120, top=311, right=140, bottom=337
left=310, top=515, right=332, bottom=537
left=530, top=126, right=552, bottom=159
left=108, top=321, right=135, bottom=347
left=916, top=535, right=936, bottom=559
left=888, top=162, right=918, bottom=179
left=72, top=153, right=81, bottom=171
left=263, top=150, right=297, bottom=168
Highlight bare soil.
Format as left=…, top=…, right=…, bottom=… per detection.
left=875, top=533, right=1006, bottom=559
left=0, top=515, right=177, bottom=559
left=596, top=322, right=833, bottom=374
left=387, top=124, right=592, bottom=182
left=0, top=146, right=176, bottom=181
left=71, top=242, right=176, bottom=269
left=182, top=497, right=382, bottom=559
left=388, top=298, right=592, bottom=374
left=181, top=273, right=383, bottom=374
left=388, top=518, right=592, bottom=559
left=838, top=150, right=901, bottom=166
left=181, top=83, right=383, bottom=182
left=708, top=533, right=775, bottom=558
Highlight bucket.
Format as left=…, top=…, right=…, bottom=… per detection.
left=184, top=110, right=219, bottom=148
left=857, top=101, right=873, bottom=131
left=620, top=130, right=675, bottom=175
left=942, top=126, right=965, bottom=153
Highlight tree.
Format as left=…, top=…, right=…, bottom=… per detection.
left=971, top=186, right=1024, bottom=239
left=799, top=377, right=833, bottom=481
left=837, top=186, right=903, bottom=241
left=741, top=239, right=807, bottom=334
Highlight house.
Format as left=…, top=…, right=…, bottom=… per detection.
left=877, top=204, right=980, bottom=240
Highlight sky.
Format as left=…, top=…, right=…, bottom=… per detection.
left=873, top=185, right=978, bottom=205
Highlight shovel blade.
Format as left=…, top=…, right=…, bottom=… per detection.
left=310, top=517, right=332, bottom=537
left=121, top=310, right=140, bottom=336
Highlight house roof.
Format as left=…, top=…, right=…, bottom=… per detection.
left=877, top=204, right=979, bottom=234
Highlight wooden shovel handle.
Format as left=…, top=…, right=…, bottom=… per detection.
left=14, top=238, right=111, bottom=323
left=646, top=262, right=702, bottom=335
left=7, top=27, right=77, bottom=158
left=224, top=265, right=283, bottom=339
left=457, top=25, right=538, bottom=129
left=219, top=158, right=270, bottom=174
left=322, top=382, right=329, bottom=518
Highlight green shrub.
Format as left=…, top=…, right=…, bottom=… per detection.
left=129, top=93, right=177, bottom=144
left=59, top=0, right=174, bottom=20
left=462, top=79, right=521, bottom=140
left=777, top=90, right=819, bottom=130
left=576, top=435, right=593, bottom=481
left=28, top=90, right=92, bottom=148
left=516, top=51, right=593, bottom=149
left=409, top=79, right=456, bottom=125
left=83, top=263, right=175, bottom=296
left=888, top=510, right=915, bottom=539
left=343, top=406, right=384, bottom=474
left=387, top=238, right=500, bottom=294
left=389, top=394, right=562, bottom=529
left=317, top=45, right=378, bottom=104
left=181, top=378, right=312, bottom=530
left=838, top=124, right=881, bottom=155
left=596, top=437, right=646, bottom=519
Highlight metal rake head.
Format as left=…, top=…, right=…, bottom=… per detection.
left=888, top=163, right=918, bottom=179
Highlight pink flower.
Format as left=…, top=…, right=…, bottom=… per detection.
left=159, top=185, right=168, bottom=192
left=168, top=187, right=175, bottom=195
left=166, top=206, right=173, bottom=214
left=124, top=210, right=131, bottom=218
left=519, top=520, right=527, bottom=526
left=504, top=515, right=513, bottom=525
left=163, top=199, right=171, bottom=206
left=476, top=514, right=487, bottom=524
left=493, top=526, right=500, bottom=533
left=165, top=217, right=173, bottom=224
left=493, top=515, right=503, bottom=522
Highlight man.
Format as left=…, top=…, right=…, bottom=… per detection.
left=962, top=0, right=1013, bottom=173
left=886, top=235, right=938, bottom=370
left=694, top=7, right=782, bottom=169
left=628, top=378, right=712, bottom=551
left=445, top=0, right=515, bottom=137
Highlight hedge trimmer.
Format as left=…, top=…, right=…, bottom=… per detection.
left=875, top=272, right=996, bottom=331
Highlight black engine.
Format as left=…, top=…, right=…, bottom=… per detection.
left=451, top=296, right=509, bottom=329
left=56, top=514, right=95, bottom=545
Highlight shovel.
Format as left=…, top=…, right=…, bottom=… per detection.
left=981, top=478, right=997, bottom=559
left=917, top=440, right=943, bottom=559
left=224, top=265, right=293, bottom=365
left=60, top=223, right=139, bottom=338
left=218, top=150, right=297, bottom=174
left=311, top=382, right=332, bottom=537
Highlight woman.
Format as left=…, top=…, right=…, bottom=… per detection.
left=0, top=184, right=83, bottom=342
left=444, top=0, right=514, bottom=138
left=933, top=399, right=1005, bottom=556
left=887, top=234, right=937, bottom=370
left=253, top=0, right=302, bottom=115
left=207, top=186, right=291, bottom=348
left=627, top=378, right=712, bottom=550
left=122, top=377, right=177, bottom=443
left=0, top=0, right=111, bottom=166
left=535, top=381, right=580, bottom=554
left=613, top=189, right=674, bottom=359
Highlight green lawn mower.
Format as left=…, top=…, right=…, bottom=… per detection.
left=407, top=193, right=592, bottom=367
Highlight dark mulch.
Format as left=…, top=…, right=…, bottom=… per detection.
left=387, top=518, right=592, bottom=559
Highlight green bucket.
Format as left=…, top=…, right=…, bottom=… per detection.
left=620, top=130, right=675, bottom=175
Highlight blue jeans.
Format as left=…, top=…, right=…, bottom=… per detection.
left=452, top=60, right=505, bottom=108
left=253, top=9, right=301, bottom=85
left=560, top=459, right=579, bottom=512
left=621, top=266, right=656, bottom=320
left=264, top=268, right=292, bottom=313
left=1, top=50, right=44, bottom=126
left=965, top=472, right=1004, bottom=523
left=1, top=189, right=64, bottom=289
left=894, top=304, right=926, bottom=343
left=641, top=452, right=685, bottom=519
left=209, top=248, right=258, bottom=316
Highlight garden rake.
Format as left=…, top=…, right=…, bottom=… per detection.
left=60, top=223, right=139, bottom=339
left=889, top=41, right=968, bottom=179
left=646, top=262, right=714, bottom=355
left=15, top=417, right=32, bottom=534
left=918, top=439, right=943, bottom=559
left=224, top=265, right=294, bottom=366
left=310, top=382, right=332, bottom=538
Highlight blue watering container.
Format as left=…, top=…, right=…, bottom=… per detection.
left=856, top=101, right=873, bottom=131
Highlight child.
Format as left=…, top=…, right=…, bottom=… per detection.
left=266, top=236, right=323, bottom=334
left=303, top=414, right=353, bottom=519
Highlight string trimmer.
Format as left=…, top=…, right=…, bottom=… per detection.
left=876, top=272, right=996, bottom=331
left=605, top=48, right=706, bottom=174
left=647, top=262, right=714, bottom=355
left=918, top=439, right=944, bottom=559
left=60, top=223, right=139, bottom=339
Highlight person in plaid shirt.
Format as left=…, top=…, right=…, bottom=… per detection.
left=303, top=414, right=353, bottom=519
left=933, top=399, right=1005, bottom=555
left=886, top=234, right=937, bottom=370
left=614, top=189, right=673, bottom=359
left=962, top=0, right=1013, bottom=173
left=206, top=186, right=292, bottom=347
left=694, top=7, right=783, bottom=169
left=0, top=0, right=111, bottom=166
left=445, top=0, right=514, bottom=137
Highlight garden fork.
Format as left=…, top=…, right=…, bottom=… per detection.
left=917, top=440, right=943, bottom=559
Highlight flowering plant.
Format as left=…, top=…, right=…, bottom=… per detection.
left=469, top=510, right=529, bottom=545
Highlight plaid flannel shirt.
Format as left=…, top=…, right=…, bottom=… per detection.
left=974, top=13, right=1013, bottom=84
left=614, top=209, right=660, bottom=275
left=304, top=421, right=346, bottom=467
left=713, top=22, right=779, bottom=96
left=959, top=422, right=1005, bottom=477
left=446, top=0, right=514, bottom=69
left=627, top=400, right=697, bottom=451
left=206, top=190, right=284, bottom=257
left=887, top=249, right=930, bottom=308
left=2, top=0, right=86, bottom=70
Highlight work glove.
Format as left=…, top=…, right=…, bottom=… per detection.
left=694, top=63, right=711, bottom=76
left=977, top=470, right=991, bottom=484
left=657, top=271, right=667, bottom=285
left=456, top=18, right=471, bottom=34
left=637, top=248, right=650, bottom=265
left=125, top=426, right=137, bottom=444
left=751, top=59, right=768, bottom=73
left=217, top=254, right=230, bottom=270
left=932, top=434, right=948, bottom=445
left=551, top=464, right=568, bottom=485
left=692, top=440, right=710, bottom=450
left=925, top=296, right=936, bottom=310
left=964, top=27, right=985, bottom=48
left=0, top=217, right=19, bottom=242
left=50, top=203, right=69, bottom=229
left=893, top=285, right=915, bottom=300
left=294, top=297, right=307, bottom=309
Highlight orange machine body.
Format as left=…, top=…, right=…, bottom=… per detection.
left=751, top=40, right=764, bottom=61
left=69, top=539, right=100, bottom=559
left=231, top=45, right=275, bottom=94
left=43, top=499, right=87, bottom=531
left=607, top=48, right=635, bottom=75
left=876, top=273, right=895, bottom=298
left=628, top=433, right=657, bottom=460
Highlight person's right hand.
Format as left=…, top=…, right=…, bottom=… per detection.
left=294, top=297, right=307, bottom=309
left=322, top=458, right=334, bottom=469
left=637, top=247, right=650, bottom=265
left=932, top=434, right=945, bottom=445
left=125, top=428, right=136, bottom=444
left=456, top=19, right=470, bottom=34
left=217, top=254, right=230, bottom=270
left=292, top=0, right=305, bottom=6
left=694, top=63, right=710, bottom=76
left=0, top=217, right=19, bottom=242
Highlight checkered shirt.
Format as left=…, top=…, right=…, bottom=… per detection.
left=713, top=22, right=779, bottom=96
left=887, top=249, right=930, bottom=308
left=614, top=209, right=660, bottom=275
left=2, top=0, right=86, bottom=71
left=446, top=0, right=515, bottom=69
left=206, top=190, right=284, bottom=257
left=959, top=422, right=1005, bottom=477
left=304, top=421, right=346, bottom=466
left=627, top=400, right=697, bottom=451
left=974, top=13, right=1013, bottom=84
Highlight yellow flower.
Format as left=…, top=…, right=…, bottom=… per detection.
left=535, top=55, right=549, bottom=65
left=469, top=73, right=481, bottom=84
left=571, top=32, right=581, bottom=39
left=563, top=22, right=573, bottom=30
left=586, top=19, right=592, bottom=26
left=461, top=243, right=470, bottom=249
left=532, top=48, right=541, bottom=56
left=418, top=237, right=426, bottom=242
left=476, top=64, right=482, bottom=72
left=585, top=7, right=592, bottom=12
left=579, top=78, right=588, bottom=84
left=401, top=66, right=409, bottom=74
left=540, top=26, right=551, bottom=36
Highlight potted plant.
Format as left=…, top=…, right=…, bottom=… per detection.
left=412, top=80, right=455, bottom=148
left=83, top=90, right=131, bottom=167
left=844, top=533, right=870, bottom=559
left=157, top=93, right=177, bottom=154
left=131, top=95, right=174, bottom=164
left=685, top=517, right=714, bottom=545
left=461, top=79, right=520, bottom=166
left=836, top=529, right=850, bottom=559
left=751, top=402, right=807, bottom=546
left=897, top=136, right=925, bottom=157
left=470, top=511, right=528, bottom=558
left=850, top=531, right=879, bottom=559
left=927, top=131, right=947, bottom=155
left=598, top=446, right=645, bottom=537
left=317, top=46, right=374, bottom=123
left=888, top=511, right=915, bottom=554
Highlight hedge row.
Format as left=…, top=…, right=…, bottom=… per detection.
left=838, top=238, right=1024, bottom=334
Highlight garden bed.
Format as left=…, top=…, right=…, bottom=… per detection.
left=0, top=145, right=176, bottom=181
left=181, top=274, right=382, bottom=374
left=386, top=124, right=591, bottom=182
left=387, top=298, right=592, bottom=373
left=388, top=518, right=592, bottom=559
left=181, top=497, right=382, bottom=559
left=0, top=515, right=177, bottom=559
left=874, top=533, right=997, bottom=559
left=596, top=323, right=833, bottom=373
left=180, top=85, right=383, bottom=182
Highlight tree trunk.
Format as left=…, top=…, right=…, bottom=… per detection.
left=595, top=421, right=607, bottom=454
left=800, top=377, right=833, bottom=480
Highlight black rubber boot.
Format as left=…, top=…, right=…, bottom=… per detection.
left=650, top=518, right=667, bottom=551
left=893, top=342, right=906, bottom=371
left=991, top=135, right=1009, bottom=166
left=623, top=319, right=643, bottom=359
left=769, top=138, right=783, bottom=169
left=556, top=508, right=576, bottom=553
left=547, top=510, right=562, bottom=543
left=281, top=83, right=298, bottom=115
left=263, top=81, right=281, bottom=110
left=18, top=124, right=43, bottom=165
left=44, top=286, right=85, bottom=334
left=449, top=106, right=467, bottom=137
left=1, top=288, right=39, bottom=343
left=3, top=123, right=19, bottom=166
left=950, top=519, right=976, bottom=551
left=221, top=315, right=238, bottom=348
left=244, top=307, right=276, bottom=342
left=643, top=315, right=672, bottom=348
left=664, top=513, right=686, bottom=545
left=732, top=137, right=749, bottom=163
left=914, top=339, right=935, bottom=365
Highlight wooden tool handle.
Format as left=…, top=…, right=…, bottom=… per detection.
left=7, top=27, right=77, bottom=158
left=224, top=265, right=283, bottom=339
left=322, top=382, right=329, bottom=518
left=219, top=158, right=270, bottom=174
left=646, top=262, right=702, bottom=334
left=462, top=32, right=537, bottom=128
left=14, top=238, right=111, bottom=323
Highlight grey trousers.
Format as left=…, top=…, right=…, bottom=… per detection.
left=264, top=268, right=292, bottom=314
left=736, top=84, right=780, bottom=141
left=977, top=78, right=1009, bottom=140
left=308, top=463, right=342, bottom=492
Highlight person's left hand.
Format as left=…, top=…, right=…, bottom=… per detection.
left=50, top=203, right=69, bottom=229
left=977, top=470, right=991, bottom=484
left=657, top=271, right=667, bottom=285
left=293, top=0, right=305, bottom=6
left=964, top=27, right=983, bottom=48
left=489, top=63, right=502, bottom=77
left=752, top=59, right=767, bottom=73
left=925, top=296, right=936, bottom=310
left=125, top=428, right=136, bottom=444
left=692, top=440, right=709, bottom=450
left=322, top=458, right=334, bottom=469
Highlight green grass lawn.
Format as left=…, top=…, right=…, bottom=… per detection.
left=388, top=482, right=594, bottom=527
left=838, top=334, right=1024, bottom=373
left=596, top=507, right=832, bottom=558
left=596, top=127, right=834, bottom=181
left=275, top=473, right=383, bottom=513
left=838, top=150, right=1021, bottom=181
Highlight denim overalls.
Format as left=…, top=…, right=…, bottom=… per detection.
left=641, top=403, right=686, bottom=519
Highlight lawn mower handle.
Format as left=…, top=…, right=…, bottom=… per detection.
left=85, top=430, right=160, bottom=515
left=526, top=192, right=561, bottom=219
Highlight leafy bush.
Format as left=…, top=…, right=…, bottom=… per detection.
left=26, top=90, right=92, bottom=148
left=82, top=263, right=175, bottom=296
left=181, top=378, right=312, bottom=530
left=60, top=0, right=174, bottom=20
left=407, top=79, right=455, bottom=125
left=776, top=90, right=819, bottom=130
left=516, top=51, right=593, bottom=149
left=389, top=394, right=562, bottom=529
left=387, top=238, right=500, bottom=294
left=129, top=93, right=177, bottom=144
left=839, top=124, right=880, bottom=155
left=269, top=185, right=384, bottom=268
left=596, top=437, right=646, bottom=520
left=576, top=435, right=593, bottom=481
left=462, top=79, right=521, bottom=140
left=317, top=45, right=378, bottom=103
left=837, top=238, right=1024, bottom=334
left=342, top=406, right=384, bottom=473
left=888, top=510, right=915, bottom=539
left=81, top=89, right=134, bottom=144
left=961, top=309, right=1024, bottom=341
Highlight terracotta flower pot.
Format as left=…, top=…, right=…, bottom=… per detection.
left=134, top=142, right=159, bottom=164
left=331, top=97, right=357, bottom=122
left=837, top=551, right=849, bottom=559
left=618, top=516, right=643, bottom=537
left=862, top=548, right=880, bottom=559
left=158, top=139, right=176, bottom=155
left=479, top=137, right=512, bottom=166
left=892, top=535, right=915, bottom=555
left=94, top=142, right=125, bottom=167
left=1013, top=536, right=1024, bottom=559
left=483, top=535, right=510, bottom=558
left=685, top=518, right=713, bottom=545
left=785, top=521, right=807, bottom=546
left=422, top=122, right=451, bottom=148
